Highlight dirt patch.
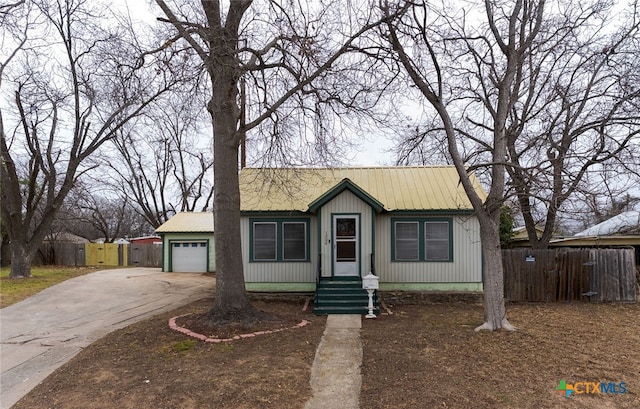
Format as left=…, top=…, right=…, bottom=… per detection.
left=13, top=297, right=323, bottom=409
left=362, top=301, right=640, bottom=409
left=13, top=297, right=640, bottom=409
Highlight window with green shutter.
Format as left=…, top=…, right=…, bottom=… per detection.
left=250, top=218, right=310, bottom=262
left=392, top=218, right=453, bottom=262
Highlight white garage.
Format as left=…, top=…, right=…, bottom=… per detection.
left=156, top=212, right=216, bottom=273
left=171, top=242, right=208, bottom=272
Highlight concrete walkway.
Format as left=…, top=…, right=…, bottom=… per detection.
left=304, top=314, right=363, bottom=409
left=0, top=268, right=214, bottom=409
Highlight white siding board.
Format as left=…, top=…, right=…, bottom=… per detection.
left=319, top=190, right=373, bottom=277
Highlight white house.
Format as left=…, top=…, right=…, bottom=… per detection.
left=157, top=166, right=487, bottom=313
left=239, top=167, right=485, bottom=292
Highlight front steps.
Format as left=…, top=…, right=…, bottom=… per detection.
left=313, top=277, right=379, bottom=315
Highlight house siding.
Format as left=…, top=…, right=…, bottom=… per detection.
left=160, top=233, right=215, bottom=272
left=319, top=190, right=374, bottom=277
left=241, top=199, right=483, bottom=290
left=374, top=213, right=482, bottom=286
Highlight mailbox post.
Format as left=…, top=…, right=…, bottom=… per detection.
left=362, top=272, right=379, bottom=319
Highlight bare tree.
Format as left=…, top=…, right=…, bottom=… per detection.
left=0, top=0, right=182, bottom=277
left=384, top=0, right=640, bottom=330
left=57, top=182, right=153, bottom=242
left=502, top=2, right=640, bottom=247
left=571, top=179, right=640, bottom=233
left=391, top=2, right=640, bottom=247
left=154, top=0, right=397, bottom=324
left=107, top=88, right=214, bottom=229
left=381, top=0, right=556, bottom=331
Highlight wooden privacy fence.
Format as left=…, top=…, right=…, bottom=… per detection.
left=35, top=243, right=161, bottom=268
left=503, top=248, right=637, bottom=303
left=129, top=243, right=162, bottom=268
left=37, top=243, right=86, bottom=266
left=85, top=243, right=126, bottom=266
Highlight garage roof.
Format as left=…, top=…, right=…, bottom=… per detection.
left=239, top=167, right=485, bottom=212
left=156, top=212, right=214, bottom=233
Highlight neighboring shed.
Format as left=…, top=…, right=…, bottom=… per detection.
left=508, top=225, right=545, bottom=247
left=130, top=235, right=162, bottom=245
left=550, top=211, right=640, bottom=265
left=156, top=212, right=215, bottom=273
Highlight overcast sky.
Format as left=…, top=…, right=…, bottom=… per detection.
left=112, top=0, right=396, bottom=167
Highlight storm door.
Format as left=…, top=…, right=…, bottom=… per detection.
left=333, top=215, right=359, bottom=276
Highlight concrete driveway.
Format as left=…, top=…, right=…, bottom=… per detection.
left=0, top=268, right=214, bottom=409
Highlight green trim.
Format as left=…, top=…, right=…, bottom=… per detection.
left=308, top=178, right=384, bottom=213
left=160, top=233, right=166, bottom=271
left=207, top=239, right=211, bottom=271
left=245, top=282, right=316, bottom=292
left=321, top=275, right=362, bottom=282
left=391, top=217, right=454, bottom=262
left=249, top=217, right=311, bottom=262
left=378, top=282, right=484, bottom=292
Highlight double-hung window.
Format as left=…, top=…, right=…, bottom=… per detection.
left=253, top=222, right=277, bottom=260
left=392, top=218, right=452, bottom=262
left=395, top=221, right=419, bottom=260
left=425, top=221, right=450, bottom=261
left=283, top=222, right=306, bottom=260
left=251, top=219, right=309, bottom=262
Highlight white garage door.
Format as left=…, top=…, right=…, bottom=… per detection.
left=172, top=242, right=207, bottom=272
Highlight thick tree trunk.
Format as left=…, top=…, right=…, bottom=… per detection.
left=8, top=241, right=33, bottom=278
left=475, top=217, right=516, bottom=332
left=207, top=116, right=265, bottom=324
left=205, top=64, right=273, bottom=325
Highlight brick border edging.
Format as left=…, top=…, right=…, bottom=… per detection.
left=169, top=314, right=310, bottom=343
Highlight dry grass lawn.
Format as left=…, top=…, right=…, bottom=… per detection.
left=0, top=267, right=98, bottom=308
left=12, top=296, right=640, bottom=409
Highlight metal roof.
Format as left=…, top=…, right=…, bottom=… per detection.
left=574, top=210, right=640, bottom=236
left=239, top=167, right=486, bottom=212
left=155, top=212, right=214, bottom=233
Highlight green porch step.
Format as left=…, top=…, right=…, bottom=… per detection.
left=313, top=278, right=379, bottom=315
left=313, top=305, right=376, bottom=315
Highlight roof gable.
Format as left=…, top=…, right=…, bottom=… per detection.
left=308, top=178, right=385, bottom=213
left=239, top=167, right=485, bottom=213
